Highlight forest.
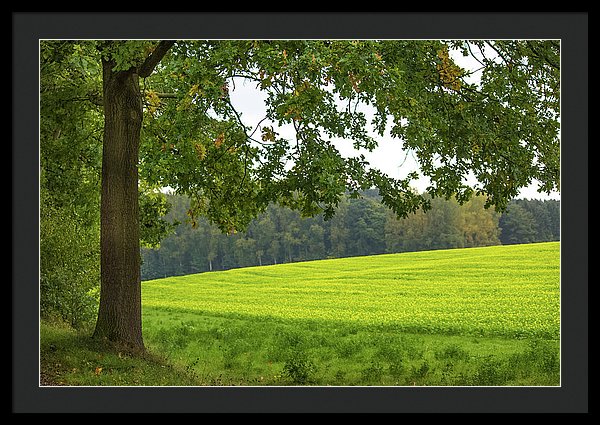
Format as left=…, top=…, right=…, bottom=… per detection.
left=140, top=191, right=560, bottom=280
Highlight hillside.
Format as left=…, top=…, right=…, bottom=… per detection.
left=41, top=242, right=560, bottom=386
left=142, top=241, right=560, bottom=340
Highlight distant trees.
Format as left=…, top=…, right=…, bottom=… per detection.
left=499, top=199, right=560, bottom=245
left=383, top=194, right=500, bottom=253
left=141, top=192, right=560, bottom=280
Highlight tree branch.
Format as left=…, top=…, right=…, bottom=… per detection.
left=222, top=97, right=263, bottom=147
left=525, top=41, right=560, bottom=71
left=138, top=41, right=176, bottom=78
left=58, top=92, right=104, bottom=107
left=155, top=92, right=179, bottom=99
left=465, top=41, right=486, bottom=68
left=249, top=116, right=270, bottom=139
left=484, top=41, right=511, bottom=65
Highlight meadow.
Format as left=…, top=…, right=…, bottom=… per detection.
left=140, top=241, right=560, bottom=386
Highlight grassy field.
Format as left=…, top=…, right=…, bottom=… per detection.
left=138, top=241, right=560, bottom=386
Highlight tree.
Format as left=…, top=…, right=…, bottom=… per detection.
left=40, top=185, right=100, bottom=327
left=40, top=43, right=103, bottom=327
left=498, top=199, right=560, bottom=244
left=520, top=199, right=560, bottom=242
left=543, top=200, right=561, bottom=241
left=305, top=224, right=326, bottom=260
left=234, top=237, right=258, bottom=268
left=460, top=195, right=500, bottom=247
left=344, top=197, right=387, bottom=256
left=420, top=196, right=463, bottom=250
left=252, top=212, right=278, bottom=266
left=385, top=205, right=428, bottom=253
left=41, top=40, right=560, bottom=352
left=499, top=202, right=538, bottom=245
left=90, top=41, right=176, bottom=350
left=326, top=197, right=350, bottom=258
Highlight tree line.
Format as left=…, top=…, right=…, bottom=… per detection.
left=141, top=192, right=560, bottom=280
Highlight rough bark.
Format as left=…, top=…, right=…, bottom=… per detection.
left=92, top=41, right=174, bottom=352
left=93, top=59, right=144, bottom=352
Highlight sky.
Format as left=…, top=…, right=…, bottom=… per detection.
left=227, top=67, right=560, bottom=201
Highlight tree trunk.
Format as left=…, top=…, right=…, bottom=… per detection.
left=93, top=60, right=144, bottom=352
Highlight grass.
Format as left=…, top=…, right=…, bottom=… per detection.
left=40, top=242, right=560, bottom=386
left=39, top=321, right=202, bottom=386
left=141, top=310, right=559, bottom=386
left=142, top=242, right=559, bottom=340
left=140, top=242, right=560, bottom=386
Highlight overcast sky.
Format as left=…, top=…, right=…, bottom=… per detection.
left=227, top=48, right=560, bottom=201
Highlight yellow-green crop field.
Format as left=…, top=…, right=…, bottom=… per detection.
left=141, top=242, right=560, bottom=385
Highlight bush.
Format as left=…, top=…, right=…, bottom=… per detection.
left=471, top=355, right=509, bottom=385
left=335, top=339, right=361, bottom=358
left=40, top=197, right=100, bottom=328
left=282, top=349, right=316, bottom=385
left=361, top=361, right=384, bottom=383
left=526, top=340, right=560, bottom=375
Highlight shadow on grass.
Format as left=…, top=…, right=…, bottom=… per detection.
left=40, top=320, right=203, bottom=386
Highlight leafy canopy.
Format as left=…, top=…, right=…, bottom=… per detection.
left=42, top=40, right=560, bottom=235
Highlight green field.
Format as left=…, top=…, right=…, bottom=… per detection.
left=139, top=242, right=560, bottom=386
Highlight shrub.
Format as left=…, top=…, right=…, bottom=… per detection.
left=335, top=339, right=361, bottom=358
left=526, top=340, right=560, bottom=375
left=361, top=361, right=385, bottom=383
left=471, top=355, right=508, bottom=385
left=40, top=198, right=100, bottom=329
left=282, top=349, right=316, bottom=385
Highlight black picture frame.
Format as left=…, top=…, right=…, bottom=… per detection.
left=13, top=11, right=588, bottom=414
